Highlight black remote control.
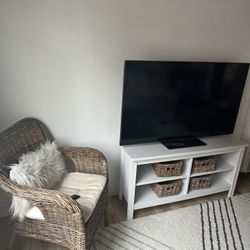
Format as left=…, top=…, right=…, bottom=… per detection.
left=71, top=194, right=80, bottom=200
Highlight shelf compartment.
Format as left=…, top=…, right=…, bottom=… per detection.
left=134, top=176, right=230, bottom=210
left=190, top=158, right=234, bottom=177
left=187, top=175, right=230, bottom=196
left=152, top=180, right=182, bottom=197
left=152, top=160, right=183, bottom=177
left=134, top=185, right=185, bottom=210
left=189, top=175, right=213, bottom=190
left=136, top=164, right=187, bottom=186
left=192, top=156, right=216, bottom=173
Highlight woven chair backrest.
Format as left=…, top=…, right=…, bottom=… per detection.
left=0, top=118, right=53, bottom=168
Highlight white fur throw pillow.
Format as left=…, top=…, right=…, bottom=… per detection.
left=9, top=140, right=66, bottom=221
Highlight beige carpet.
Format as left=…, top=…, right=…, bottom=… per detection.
left=94, top=193, right=250, bottom=250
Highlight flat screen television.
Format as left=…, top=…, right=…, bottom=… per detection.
left=120, top=61, right=249, bottom=149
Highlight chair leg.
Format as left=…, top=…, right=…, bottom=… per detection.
left=7, top=230, right=17, bottom=250
left=104, top=209, right=108, bottom=226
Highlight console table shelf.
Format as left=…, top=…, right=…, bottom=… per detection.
left=134, top=176, right=230, bottom=210
left=190, top=158, right=234, bottom=177
left=120, top=135, right=247, bottom=220
left=136, top=165, right=187, bottom=186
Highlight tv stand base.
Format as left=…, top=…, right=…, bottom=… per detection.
left=120, top=135, right=247, bottom=220
left=160, top=136, right=206, bottom=149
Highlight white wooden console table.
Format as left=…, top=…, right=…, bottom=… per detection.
left=119, top=135, right=247, bottom=220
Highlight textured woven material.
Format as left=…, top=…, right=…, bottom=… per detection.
left=152, top=180, right=182, bottom=197
left=190, top=175, right=213, bottom=190
left=0, top=165, right=11, bottom=178
left=0, top=118, right=109, bottom=250
left=192, top=157, right=216, bottom=173
left=26, top=172, right=107, bottom=222
left=95, top=194, right=250, bottom=250
left=0, top=118, right=53, bottom=169
left=153, top=161, right=183, bottom=177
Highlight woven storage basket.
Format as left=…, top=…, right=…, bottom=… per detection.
left=152, top=180, right=182, bottom=197
left=192, top=156, right=216, bottom=173
left=189, top=175, right=213, bottom=190
left=152, top=160, right=183, bottom=177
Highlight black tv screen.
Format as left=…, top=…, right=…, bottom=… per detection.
left=120, top=61, right=249, bottom=146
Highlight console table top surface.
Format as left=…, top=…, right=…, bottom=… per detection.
left=121, top=135, right=248, bottom=162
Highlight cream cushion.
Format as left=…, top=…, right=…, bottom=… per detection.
left=25, top=172, right=107, bottom=222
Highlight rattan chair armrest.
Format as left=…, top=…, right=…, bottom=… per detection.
left=0, top=174, right=81, bottom=214
left=61, top=147, right=108, bottom=177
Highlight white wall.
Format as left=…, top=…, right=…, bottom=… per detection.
left=0, top=0, right=250, bottom=199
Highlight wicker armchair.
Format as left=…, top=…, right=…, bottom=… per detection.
left=0, top=118, right=108, bottom=250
